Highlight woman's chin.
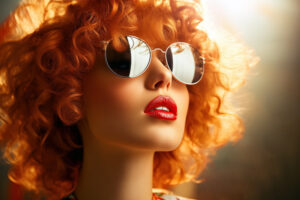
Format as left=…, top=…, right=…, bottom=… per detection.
left=144, top=130, right=183, bottom=152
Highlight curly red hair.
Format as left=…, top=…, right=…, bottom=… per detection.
left=0, top=0, right=258, bottom=199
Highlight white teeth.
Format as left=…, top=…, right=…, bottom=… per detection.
left=151, top=106, right=170, bottom=112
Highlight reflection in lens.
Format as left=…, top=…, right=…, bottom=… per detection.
left=166, top=43, right=204, bottom=84
left=105, top=36, right=151, bottom=78
left=106, top=38, right=131, bottom=77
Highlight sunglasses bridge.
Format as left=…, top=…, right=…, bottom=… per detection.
left=151, top=48, right=166, bottom=53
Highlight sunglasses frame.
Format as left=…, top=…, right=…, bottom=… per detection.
left=101, top=35, right=205, bottom=85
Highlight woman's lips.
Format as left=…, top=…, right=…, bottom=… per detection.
left=144, top=95, right=177, bottom=120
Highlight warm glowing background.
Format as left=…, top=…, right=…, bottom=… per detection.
left=0, top=0, right=299, bottom=199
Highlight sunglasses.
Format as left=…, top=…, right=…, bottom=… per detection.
left=101, top=35, right=205, bottom=85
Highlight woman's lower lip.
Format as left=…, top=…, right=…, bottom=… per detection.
left=145, top=110, right=177, bottom=120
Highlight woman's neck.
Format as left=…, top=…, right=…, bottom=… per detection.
left=74, top=132, right=155, bottom=200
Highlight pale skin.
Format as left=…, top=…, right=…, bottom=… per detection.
left=74, top=38, right=190, bottom=200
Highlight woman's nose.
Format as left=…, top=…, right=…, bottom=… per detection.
left=144, top=51, right=173, bottom=91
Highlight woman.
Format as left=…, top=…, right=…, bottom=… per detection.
left=0, top=0, right=256, bottom=199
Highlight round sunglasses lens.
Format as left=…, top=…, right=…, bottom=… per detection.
left=166, top=43, right=204, bottom=84
left=105, top=36, right=151, bottom=78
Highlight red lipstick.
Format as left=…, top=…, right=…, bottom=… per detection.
left=144, top=95, right=177, bottom=120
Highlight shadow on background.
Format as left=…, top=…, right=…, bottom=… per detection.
left=0, top=0, right=299, bottom=200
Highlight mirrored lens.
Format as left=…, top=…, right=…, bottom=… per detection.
left=166, top=43, right=204, bottom=84
left=105, top=36, right=151, bottom=78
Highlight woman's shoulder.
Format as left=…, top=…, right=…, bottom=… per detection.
left=152, top=188, right=198, bottom=200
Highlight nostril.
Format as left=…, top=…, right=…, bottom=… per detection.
left=155, top=81, right=163, bottom=88
left=154, top=81, right=170, bottom=89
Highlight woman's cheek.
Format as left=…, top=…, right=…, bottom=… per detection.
left=85, top=76, right=141, bottom=118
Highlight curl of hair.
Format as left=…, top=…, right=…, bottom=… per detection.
left=0, top=0, right=259, bottom=199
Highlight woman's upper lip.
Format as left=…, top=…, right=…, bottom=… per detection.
left=144, top=95, right=177, bottom=115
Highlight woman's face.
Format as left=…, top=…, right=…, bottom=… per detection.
left=78, top=37, right=190, bottom=152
